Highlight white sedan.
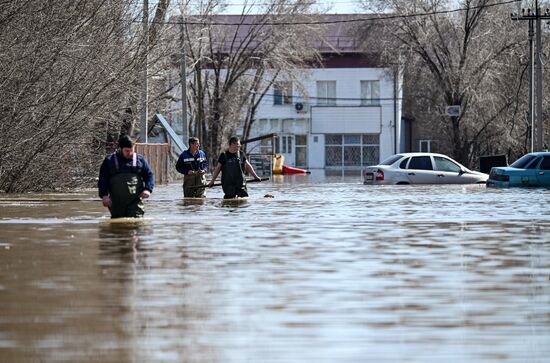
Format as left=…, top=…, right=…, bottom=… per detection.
left=363, top=153, right=488, bottom=185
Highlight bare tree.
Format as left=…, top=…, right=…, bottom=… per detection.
left=359, top=0, right=526, bottom=166
left=166, top=0, right=323, bottom=162
left=0, top=0, right=172, bottom=192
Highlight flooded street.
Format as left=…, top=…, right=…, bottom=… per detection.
left=1, top=174, right=549, bottom=363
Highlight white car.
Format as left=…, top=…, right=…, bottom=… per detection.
left=364, top=153, right=488, bottom=185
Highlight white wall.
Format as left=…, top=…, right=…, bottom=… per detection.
left=311, top=107, right=381, bottom=134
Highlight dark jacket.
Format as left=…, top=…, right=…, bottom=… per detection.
left=98, top=151, right=154, bottom=198
left=176, top=149, right=208, bottom=175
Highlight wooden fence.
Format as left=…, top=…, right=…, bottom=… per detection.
left=135, top=143, right=170, bottom=185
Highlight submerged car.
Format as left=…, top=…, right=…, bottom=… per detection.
left=363, top=152, right=488, bottom=185
left=487, top=152, right=550, bottom=187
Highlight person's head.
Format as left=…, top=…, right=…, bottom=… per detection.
left=228, top=136, right=241, bottom=153
left=188, top=137, right=200, bottom=153
left=118, top=135, right=134, bottom=159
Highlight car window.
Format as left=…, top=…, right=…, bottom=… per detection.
left=527, top=157, right=542, bottom=169
left=408, top=156, right=433, bottom=170
left=380, top=154, right=403, bottom=165
left=399, top=157, right=409, bottom=169
left=540, top=156, right=550, bottom=170
left=510, top=154, right=536, bottom=168
left=434, top=156, right=462, bottom=172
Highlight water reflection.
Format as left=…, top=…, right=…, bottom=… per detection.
left=0, top=178, right=549, bottom=363
left=180, top=198, right=206, bottom=208
left=98, top=223, right=146, bottom=260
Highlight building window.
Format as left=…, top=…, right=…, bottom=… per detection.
left=325, top=134, right=379, bottom=168
left=281, top=135, right=293, bottom=154
left=258, top=118, right=268, bottom=131
left=419, top=140, right=432, bottom=152
left=260, top=138, right=273, bottom=154
left=317, top=81, right=336, bottom=106
left=273, top=82, right=292, bottom=105
left=362, top=134, right=380, bottom=166
left=361, top=80, right=380, bottom=105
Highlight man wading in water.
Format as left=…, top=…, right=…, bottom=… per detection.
left=175, top=137, right=208, bottom=198
left=98, top=135, right=154, bottom=218
left=208, top=136, right=261, bottom=199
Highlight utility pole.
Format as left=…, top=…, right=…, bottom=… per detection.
left=529, top=19, right=535, bottom=152
left=535, top=5, right=543, bottom=150
left=180, top=17, right=188, bottom=144
left=512, top=1, right=550, bottom=151
left=141, top=0, right=149, bottom=143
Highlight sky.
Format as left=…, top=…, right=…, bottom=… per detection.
left=219, top=0, right=364, bottom=14
left=167, top=0, right=526, bottom=16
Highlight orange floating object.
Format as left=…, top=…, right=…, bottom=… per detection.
left=282, top=165, right=310, bottom=175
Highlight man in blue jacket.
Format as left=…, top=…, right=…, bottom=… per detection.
left=98, top=135, right=154, bottom=218
left=176, top=137, right=208, bottom=197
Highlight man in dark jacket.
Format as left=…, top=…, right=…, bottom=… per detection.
left=98, top=135, right=154, bottom=218
left=176, top=137, right=208, bottom=198
left=208, top=136, right=261, bottom=199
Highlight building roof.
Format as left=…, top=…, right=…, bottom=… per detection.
left=178, top=13, right=375, bottom=54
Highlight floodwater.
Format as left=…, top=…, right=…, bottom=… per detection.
left=0, top=174, right=549, bottom=363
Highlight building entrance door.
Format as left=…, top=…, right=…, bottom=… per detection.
left=276, top=134, right=295, bottom=166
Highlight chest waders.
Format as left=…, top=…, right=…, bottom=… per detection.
left=221, top=151, right=248, bottom=199
left=109, top=154, right=145, bottom=218
left=183, top=173, right=207, bottom=198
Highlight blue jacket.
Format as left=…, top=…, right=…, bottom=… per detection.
left=98, top=152, right=154, bottom=198
left=176, top=149, right=208, bottom=175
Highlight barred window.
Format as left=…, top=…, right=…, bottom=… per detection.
left=325, top=134, right=380, bottom=168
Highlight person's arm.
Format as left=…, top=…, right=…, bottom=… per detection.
left=199, top=151, right=208, bottom=174
left=245, top=160, right=261, bottom=180
left=208, top=162, right=222, bottom=187
left=175, top=153, right=191, bottom=175
left=141, top=157, right=154, bottom=198
left=98, top=157, right=112, bottom=208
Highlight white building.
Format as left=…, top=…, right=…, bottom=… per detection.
left=249, top=66, right=403, bottom=171
left=246, top=18, right=404, bottom=171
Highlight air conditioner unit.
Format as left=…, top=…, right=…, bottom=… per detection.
left=294, top=102, right=308, bottom=113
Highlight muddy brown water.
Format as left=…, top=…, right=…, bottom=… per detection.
left=1, top=174, right=549, bottom=362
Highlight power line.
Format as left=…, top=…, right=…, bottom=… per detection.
left=173, top=0, right=365, bottom=5
left=143, top=0, right=382, bottom=7
left=132, top=0, right=520, bottom=26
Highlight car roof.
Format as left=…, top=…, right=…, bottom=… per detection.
left=528, top=151, right=550, bottom=156
left=393, top=152, right=453, bottom=158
